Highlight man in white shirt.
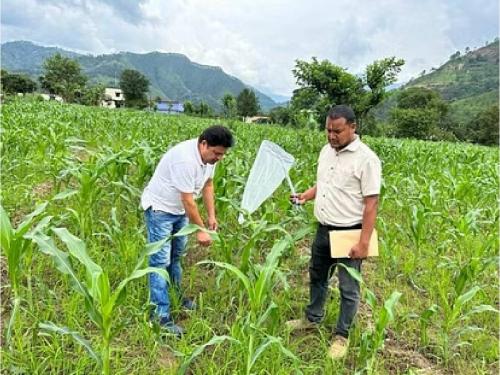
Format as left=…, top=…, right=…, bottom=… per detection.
left=286, top=105, right=381, bottom=359
left=141, top=125, right=234, bottom=336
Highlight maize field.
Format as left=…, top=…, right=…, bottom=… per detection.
left=1, top=98, right=498, bottom=374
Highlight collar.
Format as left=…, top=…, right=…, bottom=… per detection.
left=338, top=135, right=361, bottom=153
left=194, top=139, right=205, bottom=166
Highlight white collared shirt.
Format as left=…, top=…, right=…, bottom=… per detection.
left=141, top=139, right=216, bottom=214
left=314, top=136, right=381, bottom=226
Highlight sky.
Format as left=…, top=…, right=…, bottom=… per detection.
left=1, top=0, right=498, bottom=99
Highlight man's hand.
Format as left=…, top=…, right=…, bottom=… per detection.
left=290, top=193, right=306, bottom=205
left=207, top=216, right=218, bottom=231
left=349, top=242, right=369, bottom=259
left=197, top=231, right=212, bottom=247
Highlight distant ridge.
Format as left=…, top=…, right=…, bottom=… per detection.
left=1, top=40, right=278, bottom=111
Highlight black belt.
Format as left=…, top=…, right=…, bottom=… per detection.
left=319, top=223, right=362, bottom=231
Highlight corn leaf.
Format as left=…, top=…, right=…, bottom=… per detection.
left=39, top=321, right=102, bottom=367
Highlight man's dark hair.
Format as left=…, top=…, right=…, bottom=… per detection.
left=199, top=125, right=235, bottom=147
left=327, top=105, right=356, bottom=124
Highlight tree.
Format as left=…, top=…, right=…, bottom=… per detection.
left=221, top=93, right=237, bottom=118
left=183, top=100, right=195, bottom=115
left=119, top=69, right=149, bottom=108
left=470, top=105, right=499, bottom=146
left=391, top=87, right=450, bottom=140
left=269, top=106, right=291, bottom=125
left=237, top=88, right=260, bottom=118
left=391, top=108, right=439, bottom=140
left=291, top=56, right=404, bottom=132
left=195, top=101, right=212, bottom=117
left=1, top=70, right=37, bottom=94
left=39, top=53, right=87, bottom=102
left=80, top=84, right=105, bottom=106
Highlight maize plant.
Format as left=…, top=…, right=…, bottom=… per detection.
left=0, top=202, right=51, bottom=345
left=199, top=235, right=293, bottom=320
left=1, top=99, right=498, bottom=374
left=30, top=223, right=204, bottom=375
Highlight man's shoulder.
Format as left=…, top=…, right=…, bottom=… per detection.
left=165, top=138, right=197, bottom=160
left=319, top=143, right=331, bottom=156
left=357, top=141, right=380, bottom=162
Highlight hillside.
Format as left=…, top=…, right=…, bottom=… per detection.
left=1, top=40, right=277, bottom=111
left=373, top=40, right=499, bottom=124
left=407, top=40, right=498, bottom=100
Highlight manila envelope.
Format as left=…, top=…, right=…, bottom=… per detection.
left=329, top=229, right=378, bottom=258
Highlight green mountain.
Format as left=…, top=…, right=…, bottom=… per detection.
left=374, top=40, right=499, bottom=124
left=1, top=40, right=277, bottom=111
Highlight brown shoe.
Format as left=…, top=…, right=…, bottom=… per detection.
left=328, top=335, right=348, bottom=359
left=285, top=318, right=317, bottom=331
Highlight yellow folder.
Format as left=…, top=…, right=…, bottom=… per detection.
left=329, top=229, right=378, bottom=258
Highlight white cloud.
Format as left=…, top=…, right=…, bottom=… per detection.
left=1, top=0, right=498, bottom=97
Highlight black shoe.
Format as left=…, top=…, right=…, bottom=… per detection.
left=181, top=298, right=197, bottom=311
left=159, top=316, right=185, bottom=337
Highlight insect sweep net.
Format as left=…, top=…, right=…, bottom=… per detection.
left=238, top=140, right=297, bottom=224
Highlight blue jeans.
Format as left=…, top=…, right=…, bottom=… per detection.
left=305, top=223, right=363, bottom=338
left=144, top=207, right=188, bottom=320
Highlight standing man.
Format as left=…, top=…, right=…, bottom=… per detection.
left=141, top=125, right=234, bottom=336
left=287, top=105, right=381, bottom=359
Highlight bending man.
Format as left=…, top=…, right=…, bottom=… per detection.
left=141, top=125, right=234, bottom=336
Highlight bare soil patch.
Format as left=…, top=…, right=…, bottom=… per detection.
left=32, top=180, right=54, bottom=199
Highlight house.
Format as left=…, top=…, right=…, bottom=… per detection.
left=101, top=88, right=124, bottom=108
left=40, top=93, right=64, bottom=102
left=245, top=116, right=270, bottom=124
left=156, top=100, right=184, bottom=114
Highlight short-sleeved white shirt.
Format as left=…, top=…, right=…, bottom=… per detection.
left=314, top=136, right=381, bottom=227
left=141, top=139, right=216, bottom=214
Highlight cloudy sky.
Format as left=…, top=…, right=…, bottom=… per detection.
left=1, top=0, right=498, bottom=98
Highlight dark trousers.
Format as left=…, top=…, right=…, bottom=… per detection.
left=305, top=223, right=362, bottom=338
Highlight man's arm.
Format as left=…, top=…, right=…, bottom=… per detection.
left=201, top=179, right=217, bottom=230
left=180, top=192, right=212, bottom=246
left=349, top=195, right=379, bottom=259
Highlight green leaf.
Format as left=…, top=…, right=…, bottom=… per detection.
left=173, top=223, right=220, bottom=241
left=173, top=223, right=203, bottom=237
left=52, top=189, right=78, bottom=201
left=110, top=267, right=170, bottom=311
left=0, top=204, right=13, bottom=254
left=52, top=228, right=103, bottom=285
left=251, top=335, right=298, bottom=369
left=16, top=202, right=48, bottom=236
left=364, top=288, right=377, bottom=309
left=291, top=224, right=315, bottom=242
left=456, top=286, right=481, bottom=307
left=198, top=261, right=252, bottom=300
left=250, top=336, right=276, bottom=370
left=420, top=304, right=439, bottom=322
left=383, top=291, right=402, bottom=321
left=27, top=215, right=53, bottom=237
left=468, top=304, right=499, bottom=315
left=177, top=335, right=238, bottom=374
left=39, top=321, right=102, bottom=367
left=31, top=233, right=90, bottom=299
left=337, top=263, right=364, bottom=284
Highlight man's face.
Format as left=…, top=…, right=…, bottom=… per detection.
left=325, top=117, right=356, bottom=150
left=199, top=141, right=228, bottom=164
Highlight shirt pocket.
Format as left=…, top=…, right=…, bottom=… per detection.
left=331, top=166, right=354, bottom=189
